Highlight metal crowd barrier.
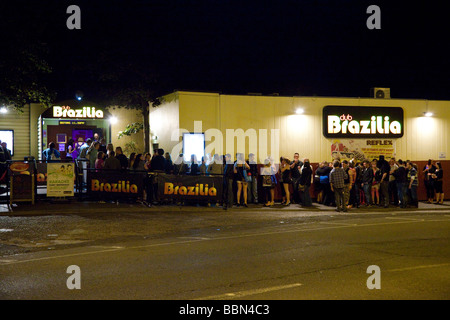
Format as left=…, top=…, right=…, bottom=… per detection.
left=2, top=157, right=233, bottom=206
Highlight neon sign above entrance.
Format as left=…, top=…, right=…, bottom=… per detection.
left=53, top=106, right=104, bottom=119
left=323, top=106, right=404, bottom=138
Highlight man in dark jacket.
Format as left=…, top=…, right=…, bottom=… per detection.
left=361, top=160, right=373, bottom=206
left=223, top=154, right=234, bottom=210
left=393, top=159, right=407, bottom=208
left=290, top=153, right=303, bottom=204
left=103, top=151, right=121, bottom=170
left=150, top=148, right=166, bottom=172
left=378, top=155, right=390, bottom=208
left=115, top=147, right=128, bottom=170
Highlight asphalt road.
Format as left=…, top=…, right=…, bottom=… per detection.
left=0, top=203, right=449, bottom=301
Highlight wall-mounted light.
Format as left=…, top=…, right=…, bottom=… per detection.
left=424, top=112, right=433, bottom=117
left=295, top=108, right=304, bottom=115
left=109, top=116, right=118, bottom=124
left=75, top=90, right=84, bottom=101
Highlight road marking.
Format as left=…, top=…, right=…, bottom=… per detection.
left=386, top=263, right=450, bottom=272
left=385, top=217, right=425, bottom=221
left=320, top=221, right=358, bottom=226
left=0, top=259, right=17, bottom=264
left=196, top=283, right=302, bottom=300
left=0, top=247, right=124, bottom=266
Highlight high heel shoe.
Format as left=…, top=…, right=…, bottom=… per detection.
left=284, top=202, right=290, bottom=206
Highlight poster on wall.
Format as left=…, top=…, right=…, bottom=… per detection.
left=9, top=162, right=34, bottom=203
left=47, top=163, right=75, bottom=197
left=331, top=139, right=396, bottom=162
left=0, top=130, right=14, bottom=156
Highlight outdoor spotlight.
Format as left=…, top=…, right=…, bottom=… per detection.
left=0, top=107, right=7, bottom=114
left=109, top=116, right=118, bottom=124
left=75, top=90, right=84, bottom=101
left=295, top=108, right=304, bottom=114
left=424, top=112, right=433, bottom=117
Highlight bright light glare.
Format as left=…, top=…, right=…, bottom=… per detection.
left=424, top=112, right=433, bottom=117
left=109, top=116, right=118, bottom=124
left=295, top=108, right=304, bottom=114
left=0, top=107, right=7, bottom=113
left=183, top=133, right=205, bottom=163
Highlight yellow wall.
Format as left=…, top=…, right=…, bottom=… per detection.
left=149, top=93, right=180, bottom=155
left=0, top=104, right=34, bottom=160
left=108, top=107, right=144, bottom=156
left=151, top=91, right=450, bottom=163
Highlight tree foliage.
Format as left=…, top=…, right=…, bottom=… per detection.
left=0, top=44, right=55, bottom=110
left=117, top=122, right=144, bottom=139
left=0, top=2, right=56, bottom=110
left=92, top=50, right=161, bottom=153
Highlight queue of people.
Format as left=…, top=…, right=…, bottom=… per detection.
left=316, top=156, right=445, bottom=211
left=42, top=139, right=445, bottom=209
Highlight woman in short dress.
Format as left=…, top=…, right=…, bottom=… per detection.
left=262, top=158, right=277, bottom=207
left=234, top=153, right=250, bottom=207
left=433, top=162, right=444, bottom=204
left=280, top=157, right=292, bottom=206
left=371, top=160, right=382, bottom=205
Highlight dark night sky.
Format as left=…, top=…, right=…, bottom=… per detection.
left=2, top=0, right=449, bottom=101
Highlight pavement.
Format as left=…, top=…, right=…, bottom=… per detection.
left=1, top=198, right=449, bottom=216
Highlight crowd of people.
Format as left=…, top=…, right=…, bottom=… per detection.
left=313, top=156, right=445, bottom=212
left=42, top=138, right=445, bottom=210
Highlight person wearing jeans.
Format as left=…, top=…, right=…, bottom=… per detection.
left=361, top=160, right=373, bottom=206
left=394, top=160, right=408, bottom=208
left=222, top=154, right=234, bottom=210
left=407, top=162, right=419, bottom=208
left=290, top=153, right=303, bottom=204
left=300, top=159, right=313, bottom=207
left=330, top=160, right=348, bottom=212
left=247, top=153, right=258, bottom=204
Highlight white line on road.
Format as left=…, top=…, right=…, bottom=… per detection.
left=0, top=259, right=17, bottom=264
left=319, top=222, right=358, bottom=226
left=385, top=217, right=425, bottom=221
left=0, top=247, right=124, bottom=266
left=386, top=263, right=450, bottom=272
left=196, top=283, right=303, bottom=300
left=177, top=237, right=211, bottom=241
